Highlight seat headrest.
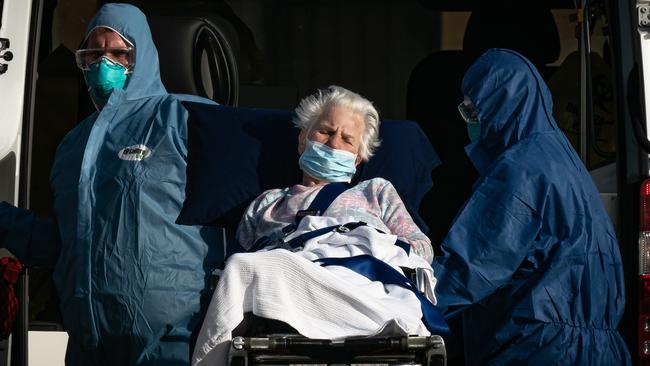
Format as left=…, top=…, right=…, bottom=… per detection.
left=147, top=14, right=239, bottom=105
left=463, top=1, right=560, bottom=67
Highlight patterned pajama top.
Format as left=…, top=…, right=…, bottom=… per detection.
left=236, top=177, right=433, bottom=262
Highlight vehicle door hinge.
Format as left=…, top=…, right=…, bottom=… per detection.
left=640, top=4, right=650, bottom=28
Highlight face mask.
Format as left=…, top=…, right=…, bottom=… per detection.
left=299, top=140, right=357, bottom=182
left=85, top=56, right=128, bottom=106
left=458, top=100, right=481, bottom=143
left=467, top=122, right=481, bottom=144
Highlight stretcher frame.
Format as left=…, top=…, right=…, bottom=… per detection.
left=228, top=334, right=446, bottom=366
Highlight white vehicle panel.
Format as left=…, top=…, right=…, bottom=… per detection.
left=0, top=0, right=32, bottom=204
left=28, top=332, right=67, bottom=366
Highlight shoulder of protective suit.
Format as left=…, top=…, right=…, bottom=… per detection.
left=169, top=93, right=217, bottom=106
left=56, top=112, right=99, bottom=149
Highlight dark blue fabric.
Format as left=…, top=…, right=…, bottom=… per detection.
left=393, top=239, right=411, bottom=255
left=277, top=182, right=350, bottom=240
left=2, top=4, right=224, bottom=365
left=0, top=202, right=60, bottom=268
left=177, top=103, right=440, bottom=232
left=432, top=49, right=630, bottom=365
left=284, top=222, right=368, bottom=250
left=304, top=182, right=350, bottom=220
left=178, top=104, right=300, bottom=227
left=318, top=255, right=449, bottom=336
left=286, top=225, right=341, bottom=249
left=283, top=222, right=411, bottom=256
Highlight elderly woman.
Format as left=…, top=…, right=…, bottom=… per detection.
left=192, top=86, right=437, bottom=365
left=237, top=85, right=433, bottom=261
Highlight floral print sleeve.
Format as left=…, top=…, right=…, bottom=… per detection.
left=235, top=189, right=283, bottom=251
left=236, top=196, right=263, bottom=251
left=376, top=180, right=434, bottom=262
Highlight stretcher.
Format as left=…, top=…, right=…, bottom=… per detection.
left=206, top=218, right=448, bottom=366
left=215, top=271, right=447, bottom=366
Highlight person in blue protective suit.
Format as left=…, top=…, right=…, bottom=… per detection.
left=0, top=3, right=223, bottom=365
left=431, top=48, right=631, bottom=365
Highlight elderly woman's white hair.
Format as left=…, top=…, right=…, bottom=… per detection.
left=293, top=85, right=381, bottom=161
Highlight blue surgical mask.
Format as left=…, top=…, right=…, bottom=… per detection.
left=467, top=122, right=481, bottom=144
left=85, top=56, right=128, bottom=106
left=299, top=140, right=358, bottom=182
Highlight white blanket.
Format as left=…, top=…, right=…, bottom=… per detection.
left=192, top=216, right=437, bottom=365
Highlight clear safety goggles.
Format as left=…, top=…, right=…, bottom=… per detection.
left=75, top=47, right=135, bottom=72
left=457, top=101, right=479, bottom=124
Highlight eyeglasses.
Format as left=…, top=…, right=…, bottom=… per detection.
left=75, top=47, right=135, bottom=72
left=457, top=101, right=479, bottom=125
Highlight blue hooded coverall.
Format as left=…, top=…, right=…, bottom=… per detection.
left=0, top=4, right=222, bottom=365
left=431, top=49, right=630, bottom=365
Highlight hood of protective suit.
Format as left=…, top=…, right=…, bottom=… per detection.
left=432, top=48, right=629, bottom=365
left=82, top=3, right=166, bottom=101
left=461, top=48, right=558, bottom=173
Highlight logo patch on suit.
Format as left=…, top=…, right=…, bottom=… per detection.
left=118, top=144, right=151, bottom=161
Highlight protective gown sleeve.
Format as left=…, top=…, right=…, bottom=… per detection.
left=432, top=176, right=542, bottom=316
left=0, top=201, right=60, bottom=267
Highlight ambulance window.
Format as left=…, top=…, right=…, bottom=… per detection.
left=435, top=5, right=617, bottom=171
left=225, top=0, right=442, bottom=118
left=547, top=6, right=616, bottom=170
left=438, top=11, right=470, bottom=50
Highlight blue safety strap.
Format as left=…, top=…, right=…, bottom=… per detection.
left=284, top=222, right=411, bottom=255
left=309, top=182, right=350, bottom=214
left=317, top=255, right=450, bottom=336
left=251, top=183, right=411, bottom=255
left=293, top=182, right=350, bottom=226
left=254, top=221, right=412, bottom=254
left=285, top=222, right=367, bottom=249
left=394, top=240, right=411, bottom=254
left=252, top=183, right=350, bottom=250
